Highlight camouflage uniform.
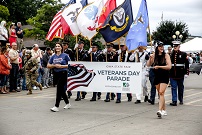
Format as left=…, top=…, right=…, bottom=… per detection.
left=24, top=50, right=42, bottom=95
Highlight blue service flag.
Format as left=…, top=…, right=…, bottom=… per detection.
left=80, top=0, right=88, bottom=7
left=126, top=0, right=149, bottom=51
left=98, top=0, right=133, bottom=43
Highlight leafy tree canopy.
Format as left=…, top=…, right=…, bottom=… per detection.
left=0, top=5, right=10, bottom=21
left=0, top=0, right=59, bottom=24
left=152, top=20, right=189, bottom=45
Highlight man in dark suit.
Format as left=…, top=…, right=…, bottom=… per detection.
left=170, top=41, right=189, bottom=106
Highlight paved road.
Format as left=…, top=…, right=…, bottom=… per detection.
left=0, top=74, right=202, bottom=135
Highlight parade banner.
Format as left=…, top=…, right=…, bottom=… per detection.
left=67, top=62, right=142, bottom=94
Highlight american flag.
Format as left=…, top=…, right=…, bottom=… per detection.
left=46, top=0, right=76, bottom=41
left=67, top=64, right=96, bottom=91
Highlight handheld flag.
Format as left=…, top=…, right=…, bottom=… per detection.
left=76, top=0, right=104, bottom=40
left=61, top=0, right=88, bottom=36
left=98, top=0, right=133, bottom=43
left=126, top=0, right=149, bottom=51
left=46, top=0, right=76, bottom=41
left=97, top=0, right=116, bottom=28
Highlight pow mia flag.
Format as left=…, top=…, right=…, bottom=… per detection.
left=98, top=0, right=133, bottom=43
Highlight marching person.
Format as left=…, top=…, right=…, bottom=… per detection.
left=48, top=43, right=71, bottom=112
left=147, top=41, right=171, bottom=118
left=63, top=42, right=74, bottom=98
left=129, top=46, right=149, bottom=104
left=169, top=41, right=189, bottom=106
left=73, top=41, right=88, bottom=101
left=115, top=44, right=132, bottom=103
left=103, top=43, right=116, bottom=102
left=86, top=43, right=105, bottom=101
left=23, top=50, right=42, bottom=95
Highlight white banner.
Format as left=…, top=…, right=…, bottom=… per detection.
left=67, top=62, right=142, bottom=94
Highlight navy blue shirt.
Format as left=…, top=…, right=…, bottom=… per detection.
left=15, top=26, right=23, bottom=38
left=49, top=53, right=70, bottom=72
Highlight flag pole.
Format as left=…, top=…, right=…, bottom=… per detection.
left=105, top=42, right=108, bottom=62
left=76, top=36, right=79, bottom=61
left=118, top=38, right=121, bottom=62
left=90, top=39, right=92, bottom=62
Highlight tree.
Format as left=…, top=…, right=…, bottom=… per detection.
left=0, top=0, right=59, bottom=24
left=152, top=20, right=189, bottom=45
left=0, top=5, right=10, bottom=20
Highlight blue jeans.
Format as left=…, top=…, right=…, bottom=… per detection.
left=22, top=76, right=27, bottom=90
left=149, top=69, right=156, bottom=101
left=170, top=78, right=184, bottom=102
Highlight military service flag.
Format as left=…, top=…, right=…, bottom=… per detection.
left=126, top=0, right=149, bottom=51
left=61, top=0, right=88, bottom=35
left=97, top=0, right=117, bottom=28
left=98, top=0, right=133, bottom=43
left=76, top=0, right=104, bottom=40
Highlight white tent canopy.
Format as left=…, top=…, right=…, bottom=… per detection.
left=180, top=37, right=202, bottom=52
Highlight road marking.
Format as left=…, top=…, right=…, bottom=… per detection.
left=165, top=91, right=202, bottom=103
left=185, top=99, right=202, bottom=105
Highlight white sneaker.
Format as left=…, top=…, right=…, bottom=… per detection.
left=50, top=106, right=59, bottom=112
left=157, top=110, right=162, bottom=118
left=162, top=110, right=167, bottom=116
left=64, top=103, right=71, bottom=109
left=42, top=86, right=47, bottom=89
left=33, top=86, right=37, bottom=90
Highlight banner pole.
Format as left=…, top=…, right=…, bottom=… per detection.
left=105, top=42, right=108, bottom=62
left=76, top=36, right=79, bottom=61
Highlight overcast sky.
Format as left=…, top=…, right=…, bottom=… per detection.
left=61, top=0, right=202, bottom=36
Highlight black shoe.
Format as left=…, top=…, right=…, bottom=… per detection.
left=104, top=99, right=110, bottom=102
left=111, top=94, right=116, bottom=100
left=170, top=101, right=177, bottom=106
left=128, top=97, right=132, bottom=102
left=135, top=100, right=141, bottom=104
left=98, top=96, right=101, bottom=100
left=144, top=96, right=148, bottom=102
left=90, top=98, right=96, bottom=101
left=116, top=99, right=121, bottom=103
left=81, top=92, right=87, bottom=99
left=75, top=98, right=81, bottom=101
left=179, top=102, right=183, bottom=105
left=148, top=99, right=154, bottom=105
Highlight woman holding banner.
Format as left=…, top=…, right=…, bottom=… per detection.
left=47, top=43, right=71, bottom=112
left=147, top=42, right=171, bottom=118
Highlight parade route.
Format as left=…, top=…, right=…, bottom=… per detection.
left=0, top=73, right=202, bottom=135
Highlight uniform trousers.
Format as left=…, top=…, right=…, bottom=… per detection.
left=149, top=69, right=156, bottom=101
left=170, top=78, right=184, bottom=103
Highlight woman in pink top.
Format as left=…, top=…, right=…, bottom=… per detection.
left=8, top=23, right=17, bottom=47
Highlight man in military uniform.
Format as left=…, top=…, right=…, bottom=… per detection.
left=63, top=42, right=74, bottom=98
left=170, top=41, right=189, bottom=106
left=73, top=41, right=88, bottom=101
left=103, top=43, right=116, bottom=102
left=24, top=50, right=42, bottom=95
left=115, top=44, right=132, bottom=103
left=129, top=46, right=149, bottom=104
left=86, top=43, right=105, bottom=101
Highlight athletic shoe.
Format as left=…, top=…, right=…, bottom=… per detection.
left=157, top=110, right=162, bottom=118
left=50, top=106, right=59, bottom=112
left=64, top=103, right=71, bottom=109
left=42, top=86, right=47, bottom=89
left=162, top=110, right=167, bottom=116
